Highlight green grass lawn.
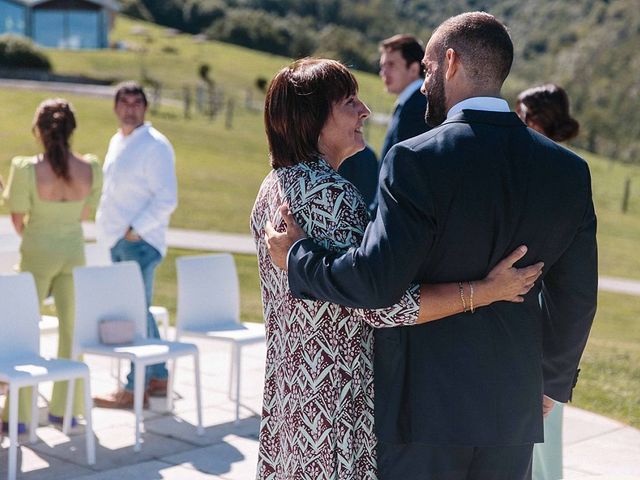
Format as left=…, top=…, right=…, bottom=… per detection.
left=573, top=291, right=640, bottom=428
left=0, top=14, right=639, bottom=427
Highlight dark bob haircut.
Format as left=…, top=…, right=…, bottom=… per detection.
left=114, top=81, right=148, bottom=107
left=264, top=58, right=358, bottom=169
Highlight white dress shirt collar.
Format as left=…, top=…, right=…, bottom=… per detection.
left=118, top=121, right=151, bottom=140
left=447, top=97, right=510, bottom=118
left=396, top=79, right=424, bottom=107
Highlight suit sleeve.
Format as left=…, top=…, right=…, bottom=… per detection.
left=540, top=166, right=598, bottom=402
left=288, top=144, right=436, bottom=309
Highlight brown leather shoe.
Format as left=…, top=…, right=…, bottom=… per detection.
left=93, top=389, right=149, bottom=409
left=146, top=378, right=168, bottom=398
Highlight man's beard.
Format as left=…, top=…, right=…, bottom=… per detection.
left=424, top=69, right=447, bottom=127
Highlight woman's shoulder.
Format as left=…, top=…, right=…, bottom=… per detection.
left=282, top=158, right=356, bottom=197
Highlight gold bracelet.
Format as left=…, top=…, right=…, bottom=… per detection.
left=468, top=281, right=475, bottom=313
left=458, top=282, right=467, bottom=312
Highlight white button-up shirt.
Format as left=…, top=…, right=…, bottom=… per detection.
left=96, top=122, right=177, bottom=257
left=447, top=96, right=510, bottom=118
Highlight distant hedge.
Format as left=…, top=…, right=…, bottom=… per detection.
left=0, top=35, right=52, bottom=71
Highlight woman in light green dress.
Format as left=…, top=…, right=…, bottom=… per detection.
left=516, top=84, right=581, bottom=480
left=1, top=99, right=102, bottom=429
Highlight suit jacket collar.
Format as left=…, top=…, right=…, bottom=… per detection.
left=442, top=109, right=525, bottom=128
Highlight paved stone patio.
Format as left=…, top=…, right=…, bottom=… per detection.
left=2, top=329, right=639, bottom=479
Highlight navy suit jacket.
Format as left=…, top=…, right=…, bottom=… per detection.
left=287, top=110, right=598, bottom=447
left=338, top=145, right=379, bottom=214
left=380, top=88, right=429, bottom=160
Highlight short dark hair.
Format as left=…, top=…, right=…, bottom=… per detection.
left=380, top=34, right=425, bottom=76
left=516, top=84, right=580, bottom=142
left=264, top=58, right=358, bottom=169
left=432, top=12, right=513, bottom=87
left=114, top=81, right=148, bottom=106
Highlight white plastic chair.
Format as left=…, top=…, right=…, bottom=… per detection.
left=0, top=273, right=95, bottom=480
left=84, top=243, right=170, bottom=338
left=72, top=262, right=203, bottom=452
left=175, top=254, right=265, bottom=423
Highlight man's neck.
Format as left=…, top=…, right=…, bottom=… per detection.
left=121, top=122, right=145, bottom=137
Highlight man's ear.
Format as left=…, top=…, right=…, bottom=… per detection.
left=444, top=48, right=459, bottom=81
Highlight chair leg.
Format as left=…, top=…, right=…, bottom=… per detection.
left=117, top=359, right=123, bottom=388
left=162, top=312, right=169, bottom=340
left=228, top=344, right=235, bottom=401
left=29, top=384, right=38, bottom=444
left=234, top=345, right=241, bottom=424
left=62, top=379, right=75, bottom=435
left=193, top=353, right=204, bottom=436
left=167, top=358, right=176, bottom=412
left=133, top=363, right=145, bottom=452
left=8, top=385, right=19, bottom=480
left=82, top=372, right=96, bottom=465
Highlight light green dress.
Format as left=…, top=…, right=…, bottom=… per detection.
left=2, top=155, right=102, bottom=422
left=533, top=403, right=564, bottom=480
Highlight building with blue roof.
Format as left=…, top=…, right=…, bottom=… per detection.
left=0, top=0, right=118, bottom=49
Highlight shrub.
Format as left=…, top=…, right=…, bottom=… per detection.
left=206, top=9, right=293, bottom=57
left=161, top=45, right=179, bottom=54
left=0, top=35, right=51, bottom=71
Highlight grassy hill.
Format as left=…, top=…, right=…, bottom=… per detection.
left=0, top=13, right=639, bottom=428
left=44, top=15, right=395, bottom=115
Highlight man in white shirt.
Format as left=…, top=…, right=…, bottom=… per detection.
left=94, top=82, right=178, bottom=409
left=379, top=34, right=430, bottom=160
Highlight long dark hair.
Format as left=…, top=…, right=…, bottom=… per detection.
left=32, top=98, right=77, bottom=181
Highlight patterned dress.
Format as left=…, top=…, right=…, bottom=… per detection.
left=250, top=158, right=420, bottom=479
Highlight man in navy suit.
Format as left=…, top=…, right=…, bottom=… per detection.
left=379, top=34, right=431, bottom=160
left=266, top=11, right=597, bottom=480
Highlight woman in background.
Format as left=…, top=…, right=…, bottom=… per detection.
left=516, top=83, right=580, bottom=480
left=1, top=99, right=102, bottom=431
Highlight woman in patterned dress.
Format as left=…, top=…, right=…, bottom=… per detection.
left=250, top=58, right=543, bottom=479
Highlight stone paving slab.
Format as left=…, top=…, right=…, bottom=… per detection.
left=563, top=406, right=626, bottom=444
left=564, top=425, right=640, bottom=478
left=0, top=445, right=95, bottom=480
left=160, top=434, right=259, bottom=480
left=70, top=460, right=223, bottom=480
left=144, top=407, right=259, bottom=448
left=30, top=424, right=196, bottom=472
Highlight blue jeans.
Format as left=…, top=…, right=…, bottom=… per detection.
left=110, top=237, right=168, bottom=390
